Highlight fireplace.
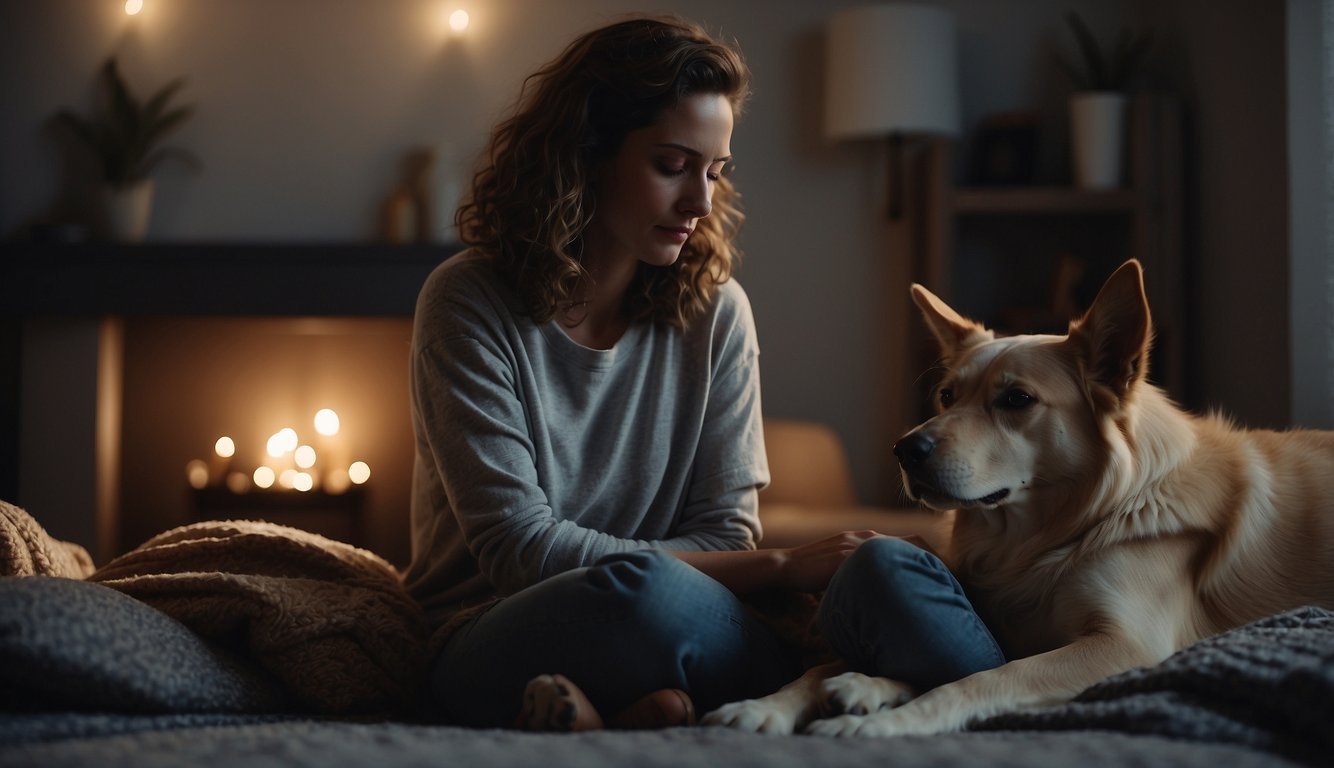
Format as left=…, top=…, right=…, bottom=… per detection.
left=3, top=242, right=453, bottom=567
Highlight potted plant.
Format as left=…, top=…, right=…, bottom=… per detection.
left=55, top=58, right=197, bottom=241
left=1056, top=12, right=1152, bottom=189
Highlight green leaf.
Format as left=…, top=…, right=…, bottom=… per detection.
left=1062, top=12, right=1152, bottom=92
left=142, top=78, right=188, bottom=125
left=1066, top=12, right=1108, bottom=90
left=141, top=105, right=194, bottom=151
left=51, top=56, right=196, bottom=184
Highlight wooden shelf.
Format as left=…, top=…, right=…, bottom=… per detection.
left=899, top=93, right=1184, bottom=409
left=0, top=242, right=458, bottom=316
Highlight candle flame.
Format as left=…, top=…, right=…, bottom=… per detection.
left=314, top=409, right=340, bottom=436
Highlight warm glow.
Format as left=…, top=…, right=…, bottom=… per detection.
left=279, top=468, right=298, bottom=489
left=124, top=0, right=143, bottom=15
left=253, top=466, right=276, bottom=489
left=293, top=472, right=314, bottom=492
left=226, top=472, right=250, bottom=494
left=314, top=408, right=340, bottom=436
left=267, top=427, right=299, bottom=458
left=348, top=461, right=371, bottom=485
left=186, top=459, right=209, bottom=490
left=449, top=9, right=470, bottom=32
left=294, top=444, right=317, bottom=469
left=325, top=468, right=350, bottom=494
left=214, top=436, right=235, bottom=458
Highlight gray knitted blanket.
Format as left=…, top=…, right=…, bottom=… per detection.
left=974, top=606, right=1334, bottom=764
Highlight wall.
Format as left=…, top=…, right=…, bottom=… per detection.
left=1287, top=0, right=1334, bottom=429
left=1, top=1, right=1306, bottom=528
left=1139, top=0, right=1292, bottom=427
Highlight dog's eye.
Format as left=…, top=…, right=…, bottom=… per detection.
left=938, top=388, right=955, bottom=408
left=996, top=388, right=1036, bottom=410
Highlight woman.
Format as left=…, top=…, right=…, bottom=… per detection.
left=405, top=14, right=1002, bottom=731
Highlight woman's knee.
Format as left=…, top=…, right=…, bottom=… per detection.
left=819, top=536, right=959, bottom=650
left=819, top=536, right=1003, bottom=686
left=826, top=536, right=949, bottom=605
left=585, top=549, right=713, bottom=631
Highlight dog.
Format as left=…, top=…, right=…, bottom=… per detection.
left=703, top=259, right=1334, bottom=737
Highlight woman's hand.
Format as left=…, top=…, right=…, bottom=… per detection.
left=774, top=530, right=882, bottom=592
left=670, top=530, right=883, bottom=596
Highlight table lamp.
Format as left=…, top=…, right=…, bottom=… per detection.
left=825, top=3, right=961, bottom=219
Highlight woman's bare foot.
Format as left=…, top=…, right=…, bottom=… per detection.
left=516, top=674, right=604, bottom=732
left=515, top=675, right=696, bottom=731
left=608, top=688, right=696, bottom=730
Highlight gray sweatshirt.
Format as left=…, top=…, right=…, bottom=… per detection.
left=403, top=250, right=769, bottom=628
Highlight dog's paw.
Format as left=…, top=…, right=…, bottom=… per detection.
left=700, top=699, right=799, bottom=734
left=517, top=673, right=603, bottom=732
left=804, top=712, right=900, bottom=738
left=818, top=671, right=915, bottom=718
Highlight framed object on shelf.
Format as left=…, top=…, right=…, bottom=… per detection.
left=968, top=111, right=1040, bottom=186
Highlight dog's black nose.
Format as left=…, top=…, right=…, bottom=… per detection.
left=893, top=433, right=935, bottom=469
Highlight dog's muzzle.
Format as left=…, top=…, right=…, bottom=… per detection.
left=893, top=431, right=1010, bottom=507
left=893, top=432, right=935, bottom=469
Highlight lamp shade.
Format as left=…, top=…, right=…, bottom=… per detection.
left=824, top=3, right=961, bottom=140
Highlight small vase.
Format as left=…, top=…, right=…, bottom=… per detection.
left=104, top=179, right=155, bottom=242
left=1069, top=92, right=1127, bottom=189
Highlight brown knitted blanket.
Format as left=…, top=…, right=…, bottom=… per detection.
left=2, top=500, right=427, bottom=715
left=0, top=500, right=94, bottom=579
left=88, top=519, right=429, bottom=714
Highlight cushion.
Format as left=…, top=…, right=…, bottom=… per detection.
left=0, top=576, right=286, bottom=713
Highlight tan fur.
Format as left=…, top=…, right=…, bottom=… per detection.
left=705, top=260, right=1334, bottom=737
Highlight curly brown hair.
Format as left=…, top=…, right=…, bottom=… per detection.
left=456, top=14, right=751, bottom=329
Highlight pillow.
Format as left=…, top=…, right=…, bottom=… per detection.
left=0, top=576, right=286, bottom=713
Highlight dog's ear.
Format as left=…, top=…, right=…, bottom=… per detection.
left=1068, top=260, right=1152, bottom=400
left=910, top=284, right=993, bottom=360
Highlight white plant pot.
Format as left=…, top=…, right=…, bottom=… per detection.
left=105, top=179, right=155, bottom=242
left=1070, top=92, right=1127, bottom=189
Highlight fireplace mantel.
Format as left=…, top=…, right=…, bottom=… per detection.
left=2, top=241, right=460, bottom=559
left=1, top=242, right=458, bottom=316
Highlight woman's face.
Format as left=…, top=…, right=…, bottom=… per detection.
left=585, top=92, right=734, bottom=271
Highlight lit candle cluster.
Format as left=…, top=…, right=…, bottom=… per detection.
left=186, top=408, right=371, bottom=494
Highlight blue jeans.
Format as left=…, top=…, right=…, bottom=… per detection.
left=429, top=549, right=802, bottom=726
left=819, top=536, right=1006, bottom=690
left=429, top=539, right=1004, bottom=726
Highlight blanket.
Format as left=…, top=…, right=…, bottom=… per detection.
left=975, top=605, right=1334, bottom=764
left=3, top=608, right=1330, bottom=766
left=87, top=518, right=429, bottom=715
left=1, top=501, right=427, bottom=716
left=0, top=500, right=93, bottom=579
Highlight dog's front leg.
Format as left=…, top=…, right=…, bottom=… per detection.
left=701, top=661, right=846, bottom=734
left=819, top=670, right=916, bottom=715
left=806, top=632, right=1156, bottom=738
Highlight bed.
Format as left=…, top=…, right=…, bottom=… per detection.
left=2, top=495, right=1330, bottom=768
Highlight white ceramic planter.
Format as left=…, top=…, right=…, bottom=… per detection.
left=105, top=179, right=155, bottom=242
left=1070, top=92, right=1127, bottom=189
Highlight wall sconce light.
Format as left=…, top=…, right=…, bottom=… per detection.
left=825, top=3, right=961, bottom=220
left=448, top=9, right=470, bottom=34
left=124, top=0, right=144, bottom=15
